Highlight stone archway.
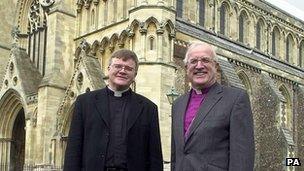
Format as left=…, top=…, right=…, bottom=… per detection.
left=0, top=89, right=25, bottom=171
left=10, top=108, right=25, bottom=171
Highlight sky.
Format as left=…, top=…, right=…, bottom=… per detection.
left=265, top=0, right=304, bottom=21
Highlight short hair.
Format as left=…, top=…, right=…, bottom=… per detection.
left=183, top=41, right=217, bottom=65
left=109, top=49, right=139, bottom=71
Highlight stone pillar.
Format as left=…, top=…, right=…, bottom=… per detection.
left=0, top=139, right=11, bottom=167
left=24, top=119, right=34, bottom=165
left=156, top=28, right=164, bottom=62
left=139, top=27, right=147, bottom=61
left=169, top=34, right=175, bottom=62
left=128, top=31, right=135, bottom=51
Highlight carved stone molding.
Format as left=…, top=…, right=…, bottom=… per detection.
left=28, top=0, right=49, bottom=32
left=39, top=0, right=55, bottom=8
left=269, top=73, right=295, bottom=85
left=228, top=58, right=261, bottom=74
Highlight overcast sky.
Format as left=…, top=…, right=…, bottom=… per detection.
left=265, top=0, right=304, bottom=21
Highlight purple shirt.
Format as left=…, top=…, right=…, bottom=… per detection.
left=184, top=88, right=210, bottom=138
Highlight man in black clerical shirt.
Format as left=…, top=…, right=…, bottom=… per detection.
left=64, top=49, right=163, bottom=171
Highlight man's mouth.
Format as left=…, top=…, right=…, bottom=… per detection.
left=194, top=71, right=207, bottom=76
left=117, top=76, right=128, bottom=79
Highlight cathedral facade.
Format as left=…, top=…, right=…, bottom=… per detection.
left=0, top=0, right=303, bottom=170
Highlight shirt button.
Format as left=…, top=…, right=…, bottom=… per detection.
left=101, top=154, right=105, bottom=158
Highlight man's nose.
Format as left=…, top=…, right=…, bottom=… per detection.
left=118, top=67, right=128, bottom=73
left=195, top=61, right=205, bottom=68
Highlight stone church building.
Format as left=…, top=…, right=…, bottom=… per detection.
left=0, top=0, right=303, bottom=170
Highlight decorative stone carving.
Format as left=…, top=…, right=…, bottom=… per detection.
left=28, top=0, right=51, bottom=32
left=39, top=0, right=55, bottom=8
left=9, top=62, right=14, bottom=76
left=11, top=27, right=20, bottom=45
left=13, top=76, right=18, bottom=86
left=84, top=0, right=92, bottom=9
left=79, top=39, right=91, bottom=54
left=4, top=80, right=8, bottom=88
left=77, top=72, right=83, bottom=86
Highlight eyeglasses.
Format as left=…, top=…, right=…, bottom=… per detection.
left=110, top=64, right=135, bottom=72
left=187, top=57, right=214, bottom=66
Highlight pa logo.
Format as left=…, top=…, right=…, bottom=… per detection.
left=286, top=158, right=301, bottom=166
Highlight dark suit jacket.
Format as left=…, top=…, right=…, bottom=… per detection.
left=64, top=88, right=163, bottom=171
left=171, top=83, right=254, bottom=171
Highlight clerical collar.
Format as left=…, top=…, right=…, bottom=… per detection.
left=192, top=86, right=210, bottom=95
left=107, top=86, right=130, bottom=97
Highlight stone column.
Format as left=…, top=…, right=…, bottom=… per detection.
left=24, top=118, right=34, bottom=165
left=0, top=138, right=11, bottom=168
left=169, top=33, right=175, bottom=62
left=156, top=28, right=164, bottom=62
left=139, top=27, right=147, bottom=61
left=128, top=31, right=135, bottom=51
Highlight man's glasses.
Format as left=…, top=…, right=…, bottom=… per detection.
left=187, top=57, right=214, bottom=66
left=110, top=64, right=135, bottom=72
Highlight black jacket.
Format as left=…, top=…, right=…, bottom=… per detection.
left=64, top=88, right=163, bottom=171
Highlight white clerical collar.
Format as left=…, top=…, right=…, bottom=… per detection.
left=192, top=87, right=202, bottom=94
left=107, top=86, right=130, bottom=97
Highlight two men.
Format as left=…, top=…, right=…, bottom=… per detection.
left=171, top=42, right=255, bottom=171
left=64, top=42, right=254, bottom=171
left=64, top=49, right=163, bottom=171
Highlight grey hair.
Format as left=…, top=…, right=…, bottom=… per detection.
left=183, top=41, right=218, bottom=65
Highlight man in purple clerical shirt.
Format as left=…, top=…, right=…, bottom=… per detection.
left=171, top=42, right=254, bottom=171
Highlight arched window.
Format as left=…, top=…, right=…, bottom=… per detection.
left=198, top=0, right=205, bottom=26
left=239, top=11, right=248, bottom=44
left=256, top=21, right=261, bottom=49
left=286, top=36, right=290, bottom=62
left=300, top=41, right=304, bottom=67
left=91, top=9, right=95, bottom=27
left=176, top=0, right=183, bottom=18
left=113, top=0, right=117, bottom=22
left=272, top=27, right=280, bottom=57
left=27, top=0, right=47, bottom=76
left=286, top=40, right=290, bottom=62
left=256, top=19, right=265, bottom=50
left=219, top=3, right=228, bottom=35
left=123, top=0, right=127, bottom=18
left=286, top=34, right=294, bottom=63
left=104, top=0, right=108, bottom=25
left=239, top=14, right=244, bottom=42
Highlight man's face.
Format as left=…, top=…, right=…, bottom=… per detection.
left=186, top=45, right=217, bottom=89
left=108, top=58, right=137, bottom=91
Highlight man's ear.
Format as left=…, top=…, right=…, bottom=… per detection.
left=215, top=62, right=220, bottom=73
left=215, top=62, right=219, bottom=69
